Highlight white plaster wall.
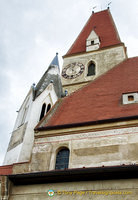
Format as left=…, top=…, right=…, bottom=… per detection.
left=13, top=89, right=33, bottom=130
left=3, top=144, right=22, bottom=165
left=17, top=83, right=58, bottom=163
left=4, top=83, right=58, bottom=165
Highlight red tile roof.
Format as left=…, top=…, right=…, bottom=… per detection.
left=41, top=57, right=138, bottom=128
left=65, top=9, right=121, bottom=56
left=0, top=165, right=13, bottom=175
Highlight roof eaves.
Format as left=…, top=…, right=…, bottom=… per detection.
left=8, top=164, right=138, bottom=185
left=63, top=42, right=125, bottom=58
left=36, top=115, right=138, bottom=132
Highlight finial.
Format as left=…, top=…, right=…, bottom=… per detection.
left=107, top=1, right=112, bottom=9
left=92, top=6, right=96, bottom=13
left=56, top=52, right=58, bottom=56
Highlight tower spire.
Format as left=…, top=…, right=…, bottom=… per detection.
left=50, top=52, right=60, bottom=71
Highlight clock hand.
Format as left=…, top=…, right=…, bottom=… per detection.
left=72, top=68, right=75, bottom=73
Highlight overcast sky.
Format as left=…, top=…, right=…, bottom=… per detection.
left=0, top=0, right=138, bottom=165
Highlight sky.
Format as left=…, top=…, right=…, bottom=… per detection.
left=0, top=0, right=138, bottom=165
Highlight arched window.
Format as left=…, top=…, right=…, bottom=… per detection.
left=55, top=148, right=70, bottom=170
left=39, top=103, right=46, bottom=121
left=46, top=103, right=51, bottom=113
left=87, top=62, right=95, bottom=76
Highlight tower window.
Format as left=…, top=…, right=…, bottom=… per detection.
left=87, top=62, right=95, bottom=76
left=39, top=103, right=46, bottom=121
left=46, top=103, right=51, bottom=113
left=55, top=148, right=70, bottom=170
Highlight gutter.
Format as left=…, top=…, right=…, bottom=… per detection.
left=35, top=115, right=138, bottom=132
left=8, top=165, right=138, bottom=185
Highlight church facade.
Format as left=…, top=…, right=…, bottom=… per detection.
left=0, top=9, right=138, bottom=200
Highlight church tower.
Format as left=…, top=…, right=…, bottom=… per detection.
left=61, top=9, right=127, bottom=94
left=3, top=53, right=63, bottom=165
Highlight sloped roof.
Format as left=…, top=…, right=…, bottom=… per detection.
left=65, top=9, right=121, bottom=57
left=37, top=57, right=138, bottom=129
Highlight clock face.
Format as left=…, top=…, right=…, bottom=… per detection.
left=62, top=62, right=85, bottom=79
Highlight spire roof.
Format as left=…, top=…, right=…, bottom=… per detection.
left=34, top=53, right=62, bottom=99
left=50, top=52, right=60, bottom=69
left=64, top=9, right=122, bottom=57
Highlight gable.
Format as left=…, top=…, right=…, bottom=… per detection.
left=86, top=30, right=100, bottom=51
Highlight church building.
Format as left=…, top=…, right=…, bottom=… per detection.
left=0, top=9, right=138, bottom=200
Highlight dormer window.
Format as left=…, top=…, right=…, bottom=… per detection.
left=91, top=40, right=95, bottom=45
left=128, top=95, right=134, bottom=101
left=122, top=92, right=138, bottom=104
left=86, top=30, right=100, bottom=52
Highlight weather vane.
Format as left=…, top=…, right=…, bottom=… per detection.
left=92, top=6, right=97, bottom=13
left=107, top=1, right=112, bottom=9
